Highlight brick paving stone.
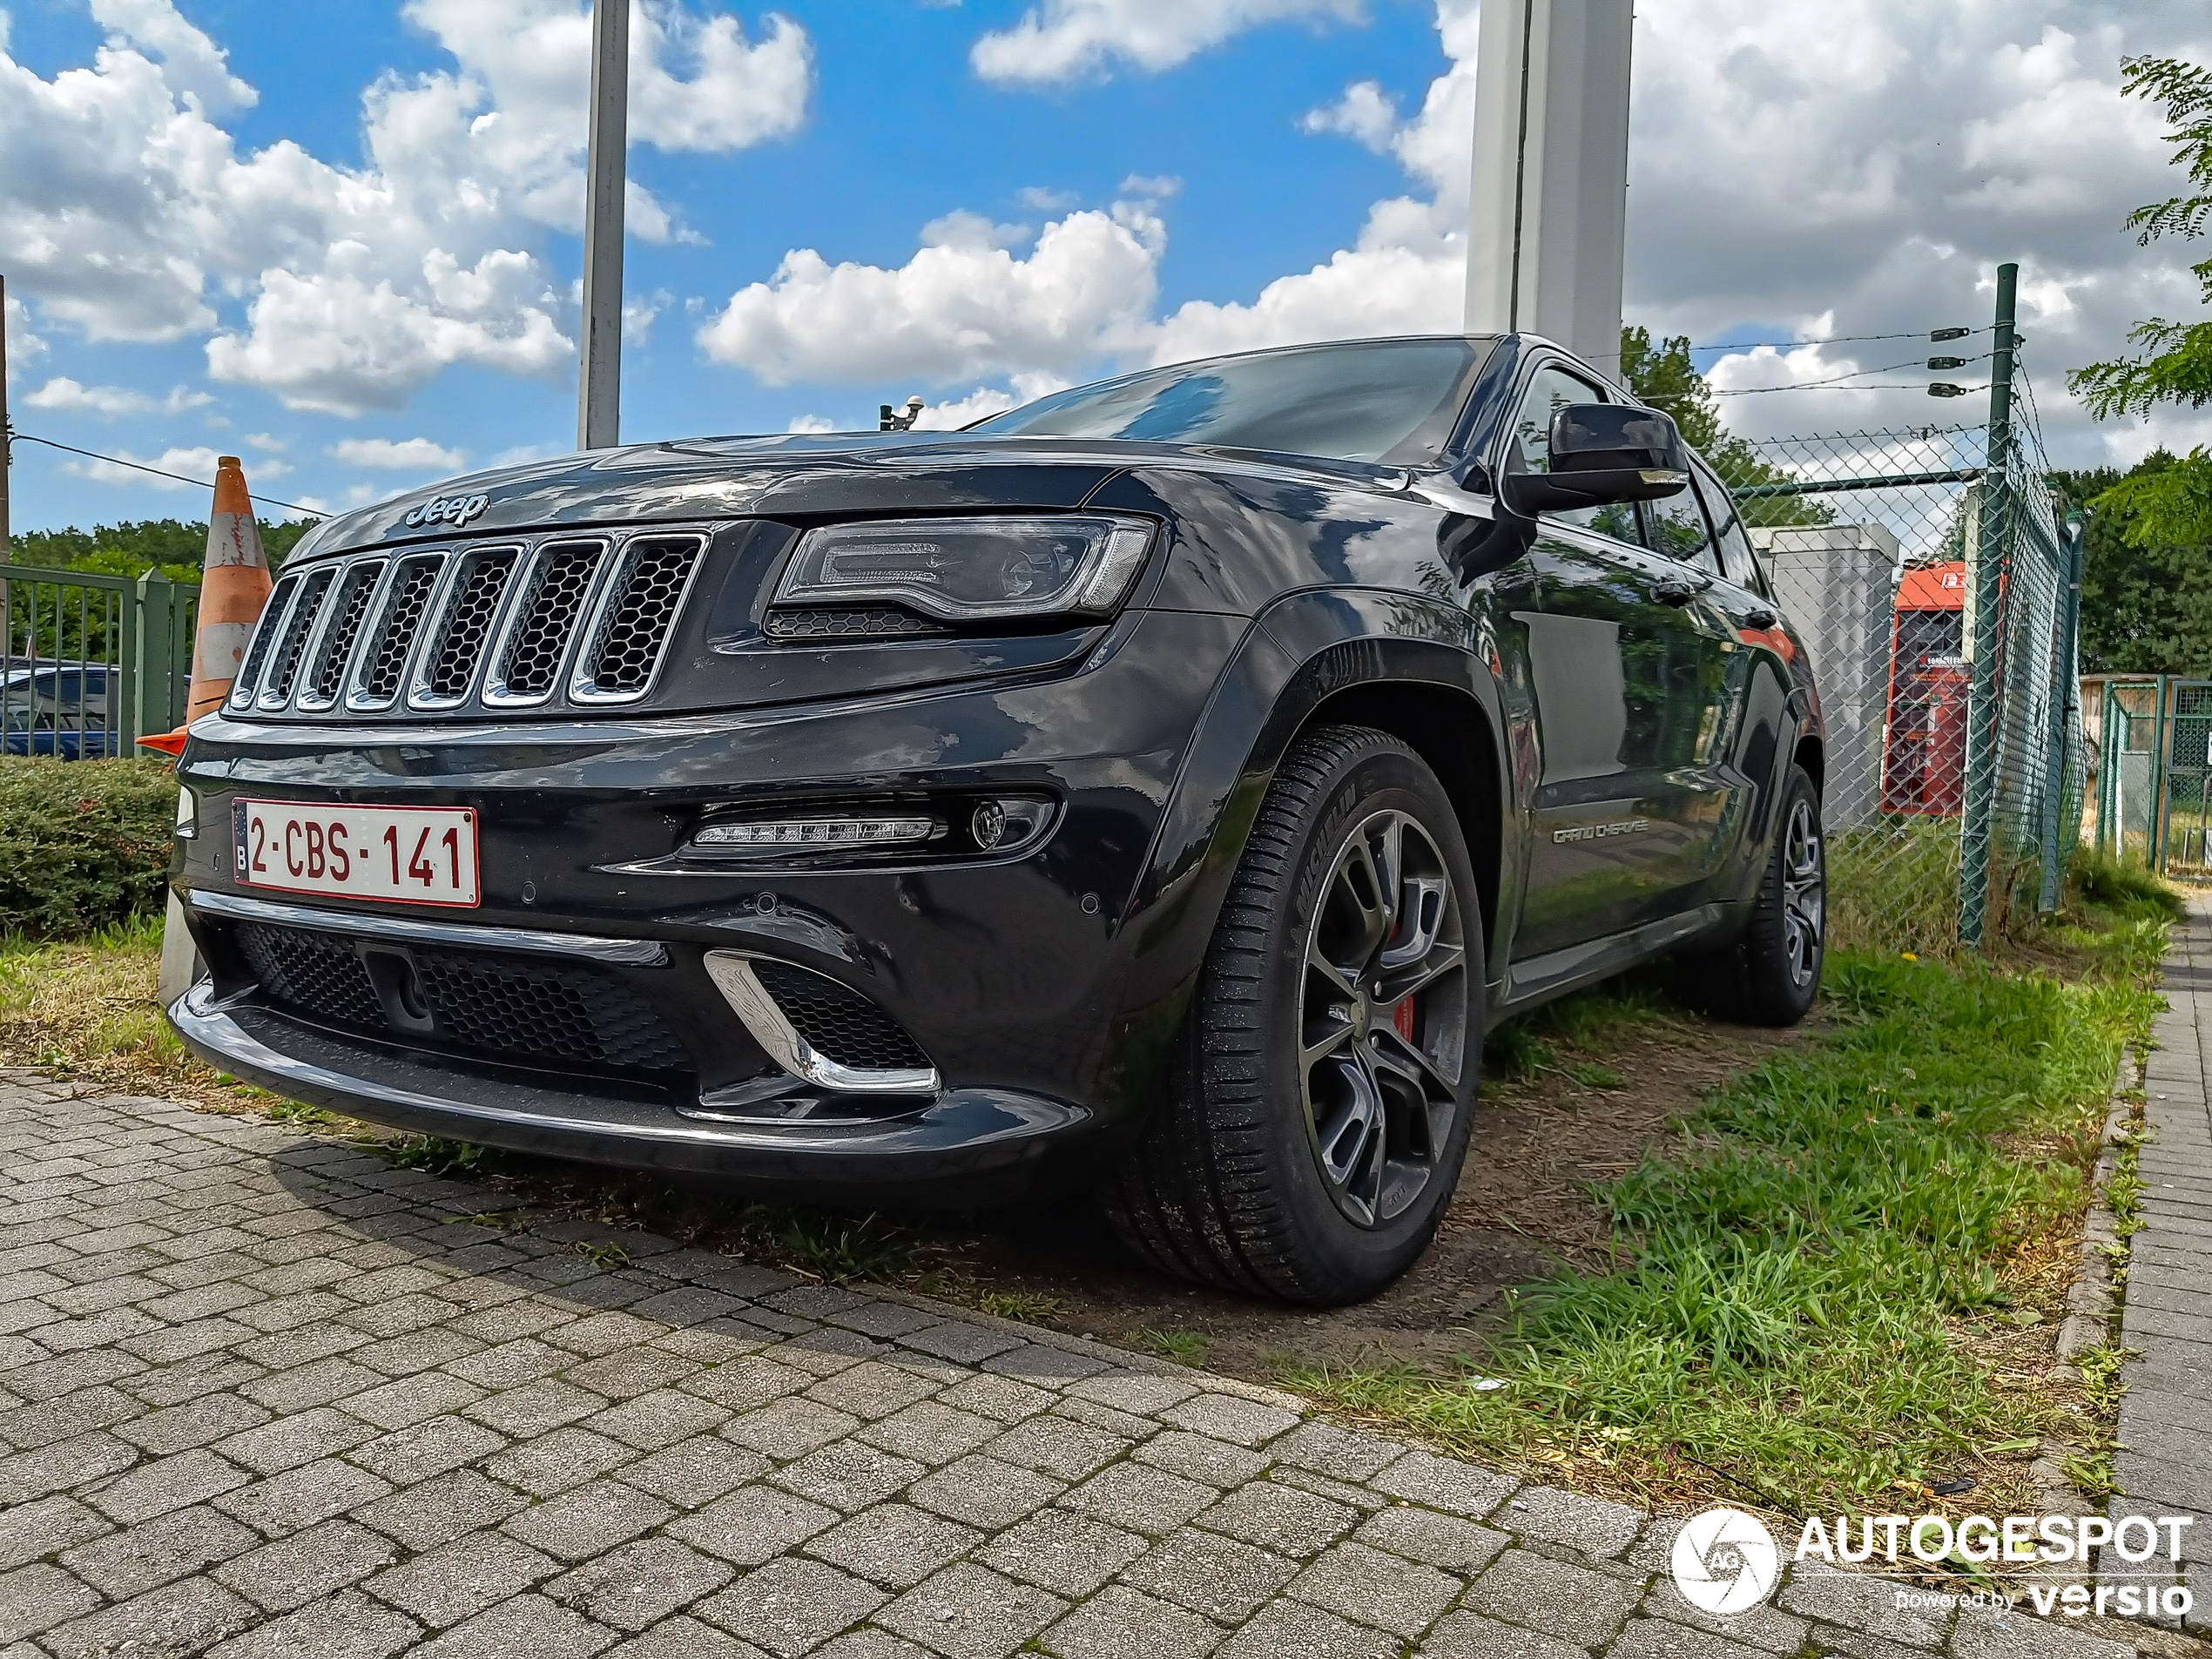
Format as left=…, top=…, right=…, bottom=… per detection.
left=934, top=1372, right=1052, bottom=1423
left=901, top=1321, right=1026, bottom=1366
left=565, top=1348, right=703, bottom=1401
left=975, top=1507, right=1147, bottom=1599
left=341, top=1373, right=485, bottom=1431
left=695, top=1555, right=888, bottom=1657
left=1194, top=1479, right=1359, bottom=1557
left=503, top=1480, right=675, bottom=1562
left=462, top=1379, right=608, bottom=1438
left=1062, top=1371, right=1202, bottom=1416
left=1371, top=1451, right=1517, bottom=1520
left=606, top=1612, right=771, bottom=1659
left=239, top=1356, right=386, bottom=1414
left=218, top=1457, right=395, bottom=1535
left=903, top=1453, right=1062, bottom=1531
left=1288, top=1539, right=1462, bottom=1637
left=204, top=1587, right=421, bottom=1659
left=684, top=1356, right=814, bottom=1413
left=60, top=1502, right=259, bottom=1597
left=544, top=1537, right=735, bottom=1631
left=1492, top=1487, right=1643, bottom=1559
left=87, top=1445, right=251, bottom=1522
left=859, top=1400, right=1001, bottom=1467
left=583, top=1386, right=730, bottom=1449
left=0, top=1433, right=138, bottom=1505
left=411, top=1592, right=615, bottom=1659
left=1357, top=1505, right=1512, bottom=1575
left=873, top=1561, right=1064, bottom=1659
left=213, top=1517, right=400, bottom=1611
left=666, top=1486, right=840, bottom=1567
left=480, top=1425, right=629, bottom=1496
left=38, top=1571, right=259, bottom=1657
left=807, top=1362, right=942, bottom=1422
left=1638, top=1580, right=1810, bottom=1653
left=1123, top=1525, right=1298, bottom=1622
left=1779, top=1561, right=1951, bottom=1647
left=1216, top=1595, right=1404, bottom=1659
left=1950, top=1607, right=2138, bottom=1659
left=219, top=1404, right=379, bottom=1473
left=368, top=1530, right=559, bottom=1628
left=1420, top=1608, right=1591, bottom=1659
left=350, top=1468, right=529, bottom=1552
left=0, top=1494, right=108, bottom=1571
left=724, top=1395, right=865, bottom=1459
left=806, top=1503, right=982, bottom=1590
left=1037, top=1582, right=1222, bottom=1659
left=984, top=1413, right=1131, bottom=1480
left=1607, top=1617, right=1773, bottom=1659
left=619, top=1434, right=770, bottom=1509
left=1461, top=1549, right=1641, bottom=1648
left=1136, top=1428, right=1271, bottom=1489
left=1158, top=1392, right=1301, bottom=1447
left=0, top=1561, right=102, bottom=1642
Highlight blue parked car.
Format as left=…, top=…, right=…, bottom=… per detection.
left=2, top=664, right=116, bottom=759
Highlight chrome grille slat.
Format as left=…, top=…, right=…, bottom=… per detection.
left=572, top=535, right=705, bottom=705
left=348, top=553, right=446, bottom=711
left=228, top=574, right=301, bottom=711
left=257, top=567, right=338, bottom=710
left=297, top=559, right=386, bottom=711
left=484, top=539, right=607, bottom=706
left=412, top=546, right=522, bottom=709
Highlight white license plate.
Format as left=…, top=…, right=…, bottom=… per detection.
left=233, top=799, right=481, bottom=907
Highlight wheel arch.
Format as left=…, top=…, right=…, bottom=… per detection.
left=1793, top=732, right=1824, bottom=799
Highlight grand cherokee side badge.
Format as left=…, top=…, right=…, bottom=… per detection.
left=1553, top=818, right=1651, bottom=844
left=401, top=493, right=489, bottom=530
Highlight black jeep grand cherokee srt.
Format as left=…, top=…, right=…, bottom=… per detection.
left=166, top=333, right=1825, bottom=1305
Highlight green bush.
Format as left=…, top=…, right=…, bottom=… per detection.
left=0, top=758, right=179, bottom=937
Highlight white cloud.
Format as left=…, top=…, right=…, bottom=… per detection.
left=1117, top=173, right=1181, bottom=198
left=329, top=436, right=468, bottom=471
left=3, top=289, right=46, bottom=382
left=697, top=202, right=1165, bottom=386
left=972, top=0, right=1363, bottom=83
left=244, top=433, right=287, bottom=452
left=23, top=377, right=210, bottom=415
left=786, top=414, right=838, bottom=433
left=66, top=444, right=288, bottom=489
left=910, top=372, right=1070, bottom=428
left=0, top=0, right=814, bottom=414
left=1018, top=185, right=1079, bottom=210
left=1298, top=78, right=1396, bottom=150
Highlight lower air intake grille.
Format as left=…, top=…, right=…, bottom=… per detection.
left=231, top=921, right=691, bottom=1076
left=233, top=922, right=385, bottom=1033
left=749, top=961, right=933, bottom=1073
left=764, top=607, right=951, bottom=641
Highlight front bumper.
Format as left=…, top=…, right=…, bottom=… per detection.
left=169, top=975, right=1093, bottom=1201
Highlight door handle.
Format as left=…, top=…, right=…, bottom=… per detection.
left=1741, top=607, right=1779, bottom=629
left=1655, top=578, right=1700, bottom=607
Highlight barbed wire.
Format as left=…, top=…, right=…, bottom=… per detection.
left=1585, top=323, right=1992, bottom=361
left=9, top=431, right=320, bottom=516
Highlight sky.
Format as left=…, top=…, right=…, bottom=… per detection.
left=2, top=0, right=2209, bottom=530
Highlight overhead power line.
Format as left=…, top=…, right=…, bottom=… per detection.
left=10, top=433, right=320, bottom=516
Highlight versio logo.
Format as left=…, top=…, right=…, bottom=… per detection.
left=1673, top=1507, right=1781, bottom=1615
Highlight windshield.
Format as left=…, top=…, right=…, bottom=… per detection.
left=968, top=337, right=1490, bottom=466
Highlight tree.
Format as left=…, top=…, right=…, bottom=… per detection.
left=2054, top=454, right=2212, bottom=673
left=12, top=518, right=317, bottom=579
left=2070, top=56, right=2212, bottom=547
left=1618, top=327, right=1830, bottom=528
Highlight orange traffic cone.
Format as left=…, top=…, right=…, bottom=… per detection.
left=137, top=455, right=273, bottom=754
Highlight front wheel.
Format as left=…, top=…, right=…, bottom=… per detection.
left=1099, top=725, right=1484, bottom=1305
left=1676, top=764, right=1824, bottom=1026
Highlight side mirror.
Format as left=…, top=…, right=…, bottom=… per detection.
left=1502, top=403, right=1691, bottom=516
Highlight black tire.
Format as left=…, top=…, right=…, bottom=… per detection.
left=1675, top=765, right=1824, bottom=1026
left=1099, top=725, right=1485, bottom=1305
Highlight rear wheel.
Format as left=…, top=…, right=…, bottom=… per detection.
left=1675, top=765, right=1824, bottom=1026
left=1099, top=725, right=1483, bottom=1305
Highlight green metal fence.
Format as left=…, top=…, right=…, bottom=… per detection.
left=2090, top=676, right=2212, bottom=877
left=1710, top=280, right=2083, bottom=953
left=0, top=562, right=199, bottom=756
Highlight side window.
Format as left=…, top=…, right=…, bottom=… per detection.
left=1691, top=465, right=1769, bottom=595
left=1509, top=365, right=1641, bottom=545
left=1642, top=482, right=1720, bottom=577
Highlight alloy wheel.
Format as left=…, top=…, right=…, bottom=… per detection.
left=1298, top=808, right=1470, bottom=1229
left=1782, top=797, right=1824, bottom=987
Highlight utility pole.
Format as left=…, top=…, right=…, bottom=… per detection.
left=1464, top=0, right=1634, bottom=377
left=577, top=0, right=629, bottom=451
left=1958, top=260, right=2018, bottom=948
left=1, top=272, right=11, bottom=558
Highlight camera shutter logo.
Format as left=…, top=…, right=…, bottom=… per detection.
left=1672, top=1507, right=1781, bottom=1615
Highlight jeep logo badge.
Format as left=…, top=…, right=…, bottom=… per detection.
left=401, top=493, right=489, bottom=530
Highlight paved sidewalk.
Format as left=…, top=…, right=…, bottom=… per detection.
left=2111, top=897, right=2212, bottom=1629
left=0, top=1080, right=2161, bottom=1659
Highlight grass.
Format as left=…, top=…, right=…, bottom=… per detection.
left=1135, top=1327, right=1211, bottom=1365
left=1289, top=923, right=2165, bottom=1519
left=1482, top=971, right=1673, bottom=1084
left=0, top=913, right=207, bottom=1088
left=979, top=1291, right=1063, bottom=1324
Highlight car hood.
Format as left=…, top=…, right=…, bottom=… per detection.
left=288, top=430, right=1415, bottom=558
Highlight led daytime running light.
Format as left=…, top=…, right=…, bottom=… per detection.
left=692, top=816, right=937, bottom=850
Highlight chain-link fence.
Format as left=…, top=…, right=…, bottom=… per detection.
left=1707, top=420, right=2084, bottom=955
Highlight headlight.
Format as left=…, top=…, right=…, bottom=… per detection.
left=774, top=515, right=1153, bottom=623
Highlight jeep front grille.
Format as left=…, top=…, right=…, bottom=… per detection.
left=225, top=526, right=707, bottom=721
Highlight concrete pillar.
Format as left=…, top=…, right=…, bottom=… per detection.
left=1464, top=0, right=1634, bottom=378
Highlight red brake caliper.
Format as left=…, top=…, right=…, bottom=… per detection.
left=1392, top=996, right=1416, bottom=1039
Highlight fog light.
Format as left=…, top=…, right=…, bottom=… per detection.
left=692, top=816, right=938, bottom=851
left=971, top=797, right=1051, bottom=853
